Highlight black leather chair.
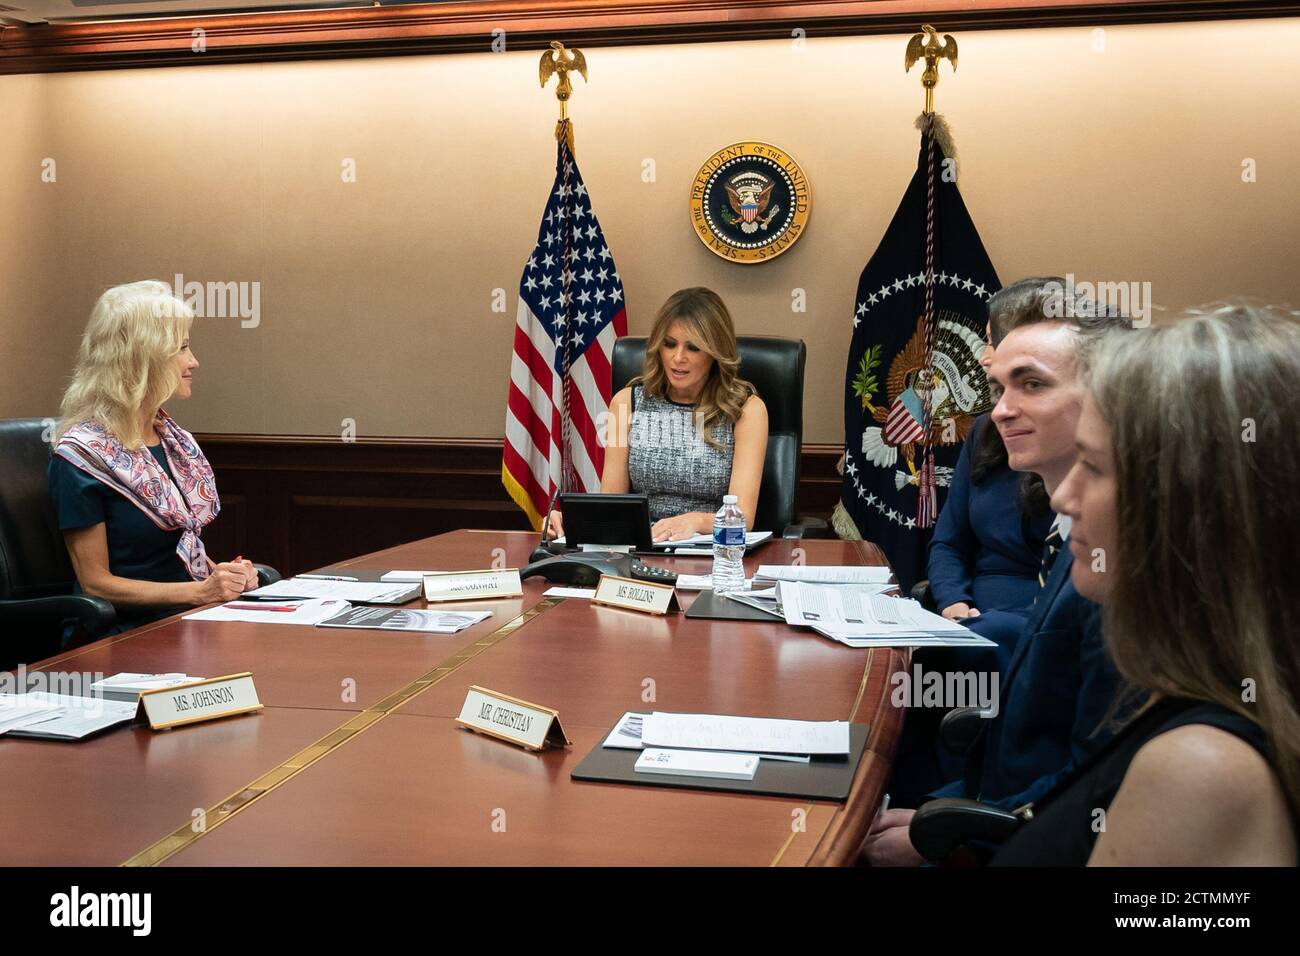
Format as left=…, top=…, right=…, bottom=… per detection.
left=0, top=418, right=117, bottom=668
left=611, top=336, right=826, bottom=537
left=0, top=417, right=280, bottom=670
left=906, top=706, right=1025, bottom=863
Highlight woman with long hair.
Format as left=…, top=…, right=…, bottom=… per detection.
left=993, top=303, right=1299, bottom=865
left=49, top=281, right=257, bottom=634
left=548, top=287, right=768, bottom=542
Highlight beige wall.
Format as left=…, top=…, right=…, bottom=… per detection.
left=2, top=17, right=1298, bottom=443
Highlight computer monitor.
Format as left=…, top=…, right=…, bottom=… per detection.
left=559, top=493, right=654, bottom=550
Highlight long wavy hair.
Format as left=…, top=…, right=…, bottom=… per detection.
left=1087, top=302, right=1300, bottom=819
left=631, top=287, right=754, bottom=450
left=57, top=281, right=194, bottom=449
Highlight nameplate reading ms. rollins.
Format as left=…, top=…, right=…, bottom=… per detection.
left=423, top=569, right=523, bottom=603
left=591, top=575, right=680, bottom=615
left=455, top=685, right=570, bottom=751
left=137, top=673, right=262, bottom=731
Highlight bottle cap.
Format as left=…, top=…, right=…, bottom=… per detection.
left=723, top=495, right=738, bottom=504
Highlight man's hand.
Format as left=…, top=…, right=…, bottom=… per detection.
left=861, top=808, right=925, bottom=867
left=941, top=602, right=981, bottom=622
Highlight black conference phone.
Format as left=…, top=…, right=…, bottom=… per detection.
left=520, top=550, right=678, bottom=587
left=519, top=492, right=679, bottom=587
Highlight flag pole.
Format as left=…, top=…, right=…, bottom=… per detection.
left=905, top=25, right=959, bottom=528
left=539, top=40, right=588, bottom=494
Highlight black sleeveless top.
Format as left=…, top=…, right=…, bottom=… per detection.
left=991, top=696, right=1291, bottom=866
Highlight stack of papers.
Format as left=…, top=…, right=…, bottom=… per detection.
left=642, top=711, right=850, bottom=755
left=90, top=673, right=205, bottom=702
left=317, top=606, right=491, bottom=634
left=604, top=710, right=840, bottom=775
left=0, top=694, right=63, bottom=735
left=0, top=693, right=138, bottom=740
left=674, top=574, right=753, bottom=591
left=618, top=709, right=841, bottom=781
left=776, top=581, right=995, bottom=648
left=753, top=565, right=894, bottom=586
left=243, top=577, right=420, bottom=605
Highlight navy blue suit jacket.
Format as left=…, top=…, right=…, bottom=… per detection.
left=926, top=415, right=1052, bottom=673
left=930, top=547, right=1120, bottom=810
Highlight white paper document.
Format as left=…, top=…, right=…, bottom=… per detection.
left=380, top=570, right=432, bottom=582
left=674, top=574, right=754, bottom=591
left=185, top=598, right=351, bottom=625
left=777, top=582, right=995, bottom=648
left=635, top=748, right=759, bottom=781
left=89, top=673, right=206, bottom=702
left=317, top=606, right=491, bottom=634
left=244, top=578, right=420, bottom=604
left=0, top=694, right=64, bottom=735
left=2, top=693, right=139, bottom=740
left=654, top=530, right=772, bottom=550
left=602, top=711, right=810, bottom=762
left=640, top=711, right=850, bottom=756
left=551, top=531, right=771, bottom=550
left=543, top=586, right=597, bottom=599
left=755, top=565, right=894, bottom=585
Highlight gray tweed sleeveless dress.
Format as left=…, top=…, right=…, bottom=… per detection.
left=627, top=385, right=734, bottom=522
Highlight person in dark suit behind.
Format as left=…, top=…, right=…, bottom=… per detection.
left=886, top=279, right=1059, bottom=806
left=865, top=284, right=1132, bottom=865
left=994, top=303, right=1299, bottom=866
left=927, top=278, right=1061, bottom=664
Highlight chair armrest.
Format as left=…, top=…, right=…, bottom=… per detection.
left=910, top=578, right=935, bottom=609
left=782, top=516, right=830, bottom=540
left=252, top=564, right=282, bottom=587
left=940, top=705, right=992, bottom=756
left=0, top=594, right=118, bottom=636
left=909, top=798, right=1023, bottom=863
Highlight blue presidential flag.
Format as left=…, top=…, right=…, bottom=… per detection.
left=836, top=116, right=1001, bottom=591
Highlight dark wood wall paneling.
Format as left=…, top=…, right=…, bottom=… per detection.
left=196, top=434, right=844, bottom=576
left=3, top=1, right=1297, bottom=75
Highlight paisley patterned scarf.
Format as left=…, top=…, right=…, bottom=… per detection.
left=54, top=409, right=220, bottom=580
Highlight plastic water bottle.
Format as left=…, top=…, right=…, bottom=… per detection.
left=712, top=494, right=747, bottom=593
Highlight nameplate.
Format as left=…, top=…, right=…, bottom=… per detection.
left=137, top=673, right=262, bottom=731
left=455, top=685, right=570, bottom=751
left=423, top=569, right=523, bottom=602
left=590, top=574, right=680, bottom=615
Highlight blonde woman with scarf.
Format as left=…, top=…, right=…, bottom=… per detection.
left=49, top=281, right=257, bottom=634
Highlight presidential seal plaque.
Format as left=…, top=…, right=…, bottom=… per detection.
left=689, top=142, right=811, bottom=264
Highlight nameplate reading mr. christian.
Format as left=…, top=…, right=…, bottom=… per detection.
left=455, top=685, right=570, bottom=752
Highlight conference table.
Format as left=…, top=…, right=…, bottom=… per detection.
left=1, top=530, right=908, bottom=867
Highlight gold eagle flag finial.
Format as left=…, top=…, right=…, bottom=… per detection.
left=905, top=24, right=958, bottom=115
left=539, top=41, right=588, bottom=120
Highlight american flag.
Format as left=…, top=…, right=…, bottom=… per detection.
left=502, top=122, right=627, bottom=529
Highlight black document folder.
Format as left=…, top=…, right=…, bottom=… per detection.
left=570, top=720, right=870, bottom=801
left=684, top=589, right=781, bottom=623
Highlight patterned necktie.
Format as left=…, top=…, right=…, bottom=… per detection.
left=1035, top=525, right=1064, bottom=597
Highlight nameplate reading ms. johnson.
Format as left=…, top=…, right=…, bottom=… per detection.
left=423, top=569, right=523, bottom=603
left=455, top=685, right=570, bottom=751
left=137, top=673, right=262, bottom=730
left=591, top=574, right=680, bottom=615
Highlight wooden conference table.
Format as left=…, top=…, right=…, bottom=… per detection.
left=1, top=530, right=907, bottom=867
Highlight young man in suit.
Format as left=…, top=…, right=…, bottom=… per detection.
left=864, top=297, right=1129, bottom=866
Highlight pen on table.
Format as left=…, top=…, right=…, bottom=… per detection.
left=226, top=603, right=300, bottom=612
left=296, top=573, right=359, bottom=581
